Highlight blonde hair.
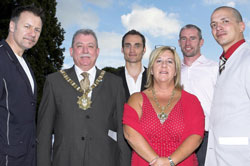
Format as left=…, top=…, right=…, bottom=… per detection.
left=145, top=46, right=182, bottom=90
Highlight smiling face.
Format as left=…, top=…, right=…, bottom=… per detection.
left=210, top=8, right=245, bottom=52
left=70, top=34, right=99, bottom=71
left=179, top=28, right=203, bottom=58
left=9, top=11, right=42, bottom=52
left=152, top=50, right=176, bottom=84
left=122, top=34, right=145, bottom=64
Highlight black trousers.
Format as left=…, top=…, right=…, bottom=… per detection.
left=196, top=131, right=209, bottom=166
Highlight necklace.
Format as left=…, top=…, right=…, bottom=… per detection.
left=60, top=70, right=105, bottom=110
left=152, top=87, right=175, bottom=124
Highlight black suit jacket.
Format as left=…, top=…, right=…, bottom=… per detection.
left=37, top=66, right=131, bottom=166
left=0, top=40, right=37, bottom=166
left=115, top=66, right=147, bottom=101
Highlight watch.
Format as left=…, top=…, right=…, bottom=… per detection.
left=168, top=156, right=175, bottom=166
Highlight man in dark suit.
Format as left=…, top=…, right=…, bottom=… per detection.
left=115, top=30, right=147, bottom=101
left=37, top=29, right=131, bottom=166
left=0, top=5, right=44, bottom=166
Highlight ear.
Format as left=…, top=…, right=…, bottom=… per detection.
left=96, top=47, right=100, bottom=58
left=121, top=47, right=124, bottom=53
left=199, top=38, right=204, bottom=47
left=143, top=47, right=146, bottom=55
left=69, top=47, right=73, bottom=57
left=9, top=21, right=15, bottom=33
left=239, top=21, right=245, bottom=33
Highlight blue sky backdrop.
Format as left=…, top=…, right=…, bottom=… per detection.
left=56, top=0, right=250, bottom=69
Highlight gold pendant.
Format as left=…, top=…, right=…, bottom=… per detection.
left=77, top=94, right=92, bottom=110
left=158, top=112, right=168, bottom=124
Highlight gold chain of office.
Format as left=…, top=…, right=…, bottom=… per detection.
left=60, top=70, right=106, bottom=110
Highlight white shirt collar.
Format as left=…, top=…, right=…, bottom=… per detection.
left=182, top=55, right=208, bottom=67
left=124, top=65, right=145, bottom=77
left=74, top=65, right=96, bottom=85
left=124, top=65, right=145, bottom=95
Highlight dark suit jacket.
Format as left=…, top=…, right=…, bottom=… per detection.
left=115, top=66, right=147, bottom=101
left=37, top=66, right=131, bottom=166
left=0, top=40, right=37, bottom=166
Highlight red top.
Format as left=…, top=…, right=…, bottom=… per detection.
left=123, top=90, right=204, bottom=166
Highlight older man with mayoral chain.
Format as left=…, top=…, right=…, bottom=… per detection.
left=37, top=29, right=131, bottom=166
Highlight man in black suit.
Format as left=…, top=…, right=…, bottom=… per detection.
left=0, top=5, right=44, bottom=166
left=37, top=29, right=131, bottom=166
left=115, top=30, right=147, bottom=101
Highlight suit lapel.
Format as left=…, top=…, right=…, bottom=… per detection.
left=141, top=67, right=147, bottom=91
left=23, top=56, right=37, bottom=98
left=91, top=68, right=103, bottom=102
left=120, top=67, right=130, bottom=100
left=64, top=66, right=81, bottom=88
left=3, top=41, right=35, bottom=98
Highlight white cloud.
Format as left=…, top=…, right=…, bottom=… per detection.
left=97, top=31, right=123, bottom=56
left=56, top=0, right=99, bottom=29
left=203, top=0, right=248, bottom=5
left=226, top=1, right=236, bottom=7
left=121, top=6, right=181, bottom=38
left=86, top=0, right=113, bottom=8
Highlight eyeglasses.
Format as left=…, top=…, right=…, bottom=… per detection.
left=154, top=45, right=176, bottom=50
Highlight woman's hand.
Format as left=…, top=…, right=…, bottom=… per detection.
left=151, top=157, right=170, bottom=166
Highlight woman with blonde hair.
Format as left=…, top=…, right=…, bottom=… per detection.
left=123, top=46, right=204, bottom=166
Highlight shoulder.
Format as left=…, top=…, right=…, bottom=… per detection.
left=239, top=43, right=250, bottom=60
left=46, top=67, right=74, bottom=81
left=201, top=55, right=218, bottom=67
left=181, top=90, right=200, bottom=103
left=128, top=92, right=143, bottom=104
left=127, top=92, right=143, bottom=117
left=113, top=66, right=125, bottom=76
left=181, top=90, right=204, bottom=116
left=104, top=70, right=123, bottom=82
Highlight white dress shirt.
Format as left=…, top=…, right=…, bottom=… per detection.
left=15, top=54, right=34, bottom=93
left=125, top=65, right=145, bottom=95
left=181, top=55, right=218, bottom=131
left=75, top=65, right=96, bottom=97
left=205, top=43, right=250, bottom=166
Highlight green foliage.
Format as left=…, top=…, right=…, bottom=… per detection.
left=0, top=0, right=65, bottom=106
left=102, top=66, right=124, bottom=74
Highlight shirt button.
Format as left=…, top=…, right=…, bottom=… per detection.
left=81, top=137, right=85, bottom=140
left=86, top=115, right=90, bottom=119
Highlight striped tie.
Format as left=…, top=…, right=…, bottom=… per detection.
left=219, top=56, right=227, bottom=75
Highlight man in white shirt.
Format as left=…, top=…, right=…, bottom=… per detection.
left=0, top=5, right=44, bottom=166
left=205, top=6, right=250, bottom=166
left=179, top=24, right=218, bottom=166
left=115, top=30, right=147, bottom=101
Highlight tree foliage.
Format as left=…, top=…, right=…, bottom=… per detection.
left=102, top=66, right=120, bottom=74
left=0, top=0, right=65, bottom=105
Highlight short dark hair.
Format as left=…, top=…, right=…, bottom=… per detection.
left=11, top=5, right=45, bottom=25
left=122, top=29, right=146, bottom=48
left=213, top=6, right=243, bottom=22
left=179, top=24, right=202, bottom=40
